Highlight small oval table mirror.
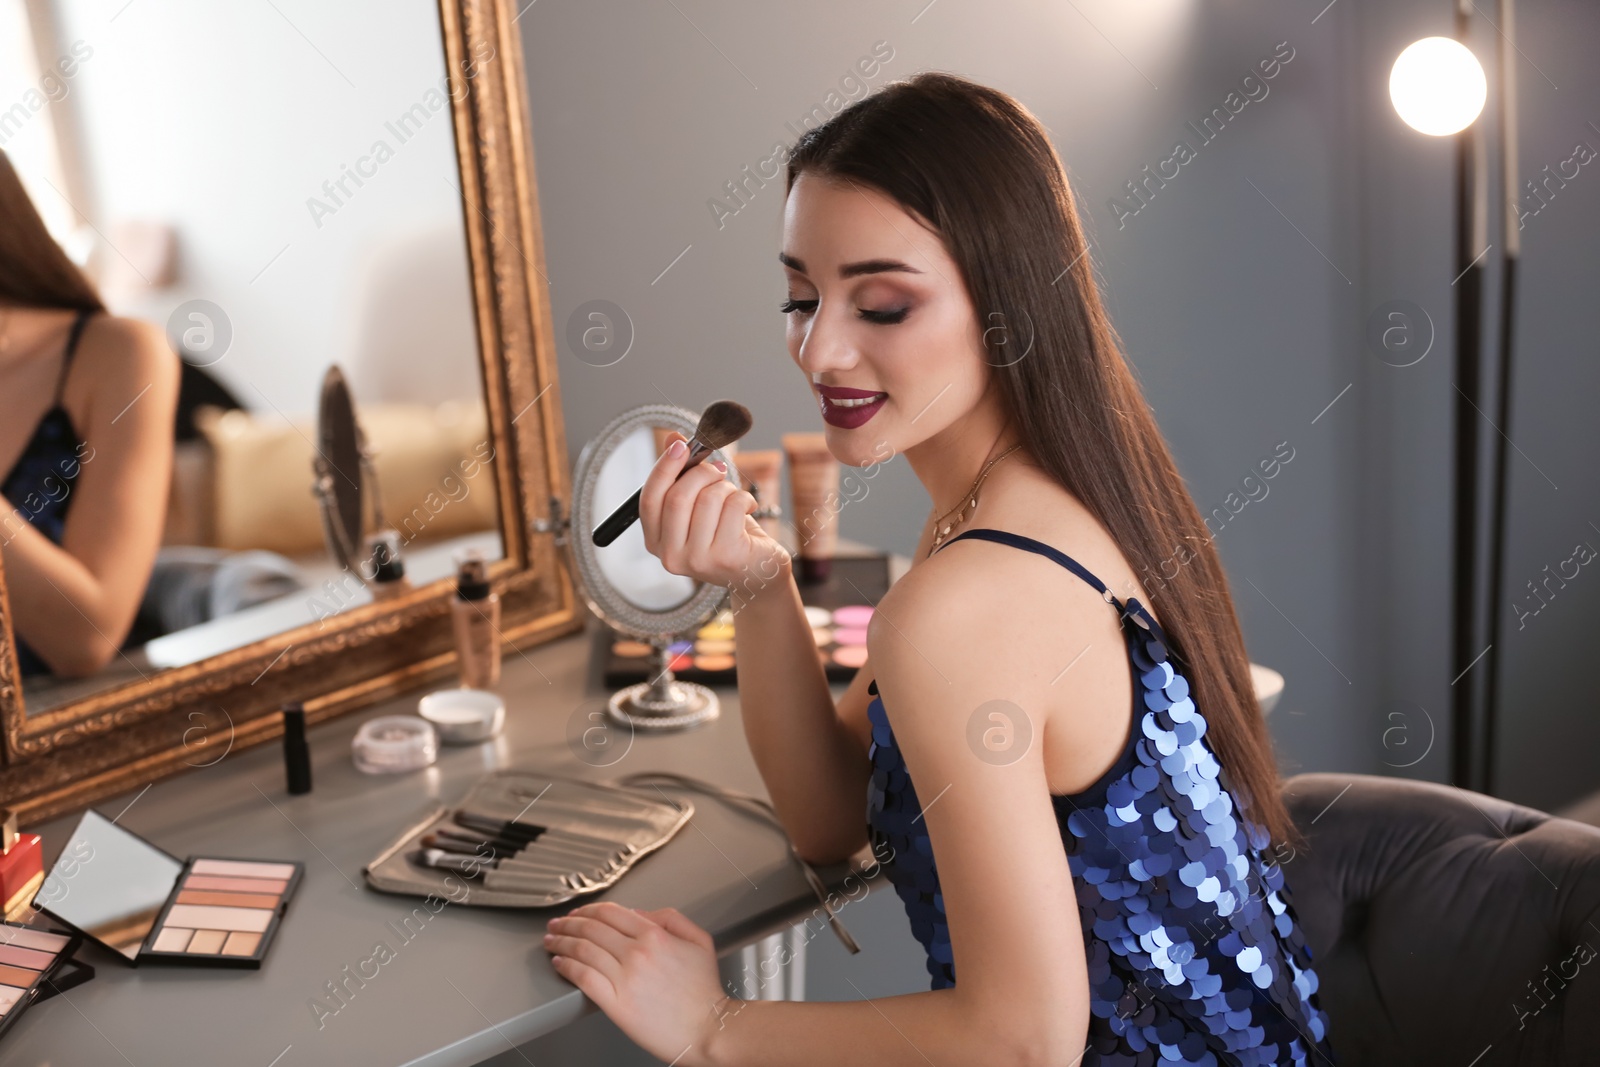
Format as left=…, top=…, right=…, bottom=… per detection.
left=312, top=365, right=404, bottom=588
left=540, top=403, right=744, bottom=730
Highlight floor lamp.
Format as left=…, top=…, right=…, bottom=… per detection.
left=1389, top=1, right=1516, bottom=793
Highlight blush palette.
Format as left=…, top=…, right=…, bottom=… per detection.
left=34, top=810, right=303, bottom=970
left=0, top=923, right=82, bottom=1043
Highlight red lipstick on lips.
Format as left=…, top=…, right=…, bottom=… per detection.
left=815, top=383, right=889, bottom=429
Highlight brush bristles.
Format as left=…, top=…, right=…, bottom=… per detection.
left=695, top=399, right=753, bottom=450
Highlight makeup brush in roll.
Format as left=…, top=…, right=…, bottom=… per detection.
left=419, top=841, right=581, bottom=876
left=423, top=831, right=623, bottom=873
left=433, top=822, right=629, bottom=867
left=413, top=849, right=594, bottom=889
left=453, top=810, right=642, bottom=855
left=590, top=399, right=753, bottom=547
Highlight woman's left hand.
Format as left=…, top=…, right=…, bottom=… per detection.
left=544, top=901, right=730, bottom=1066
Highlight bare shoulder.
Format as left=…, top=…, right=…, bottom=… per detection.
left=80, top=314, right=177, bottom=375
left=867, top=533, right=1098, bottom=698
left=868, top=461, right=1160, bottom=691
left=72, top=314, right=180, bottom=411
left=981, top=462, right=1165, bottom=624
left=870, top=538, right=990, bottom=650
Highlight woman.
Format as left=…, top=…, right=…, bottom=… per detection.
left=0, top=150, right=180, bottom=677
left=541, top=73, right=1334, bottom=1066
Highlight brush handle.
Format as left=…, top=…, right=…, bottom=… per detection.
left=591, top=487, right=644, bottom=548
left=590, top=439, right=711, bottom=547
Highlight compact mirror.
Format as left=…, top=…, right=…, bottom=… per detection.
left=541, top=403, right=740, bottom=730
left=33, top=809, right=303, bottom=968
left=34, top=810, right=184, bottom=961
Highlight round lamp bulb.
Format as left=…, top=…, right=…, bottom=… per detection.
left=1389, top=37, right=1487, bottom=136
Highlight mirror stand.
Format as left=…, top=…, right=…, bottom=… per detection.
left=607, top=639, right=719, bottom=731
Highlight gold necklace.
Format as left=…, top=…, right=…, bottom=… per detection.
left=930, top=441, right=1022, bottom=550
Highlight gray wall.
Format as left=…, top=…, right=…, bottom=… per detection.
left=1474, top=0, right=1600, bottom=812
left=517, top=0, right=1600, bottom=810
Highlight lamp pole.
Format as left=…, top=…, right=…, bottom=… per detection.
left=1479, top=0, right=1520, bottom=795
left=1449, top=0, right=1491, bottom=791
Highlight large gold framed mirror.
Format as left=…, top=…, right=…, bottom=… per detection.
left=0, top=0, right=579, bottom=820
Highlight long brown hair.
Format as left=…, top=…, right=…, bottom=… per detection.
left=785, top=71, right=1296, bottom=847
left=0, top=149, right=105, bottom=312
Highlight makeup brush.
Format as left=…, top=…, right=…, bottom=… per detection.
left=421, top=833, right=526, bottom=861
left=416, top=847, right=590, bottom=879
left=431, top=825, right=529, bottom=854
left=422, top=832, right=623, bottom=871
left=453, top=811, right=642, bottom=854
left=591, top=400, right=753, bottom=547
left=413, top=848, right=595, bottom=890
left=417, top=843, right=571, bottom=874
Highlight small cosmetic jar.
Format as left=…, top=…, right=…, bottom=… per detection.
left=417, top=688, right=505, bottom=744
left=352, top=715, right=439, bottom=774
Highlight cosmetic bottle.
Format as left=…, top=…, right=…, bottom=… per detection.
left=737, top=449, right=784, bottom=543
left=450, top=549, right=501, bottom=690
left=366, top=530, right=411, bottom=600
left=0, top=808, right=43, bottom=922
left=782, top=433, right=840, bottom=583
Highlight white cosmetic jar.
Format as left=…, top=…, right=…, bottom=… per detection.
left=417, top=688, right=506, bottom=744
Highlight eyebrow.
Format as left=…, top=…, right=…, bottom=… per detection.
left=778, top=252, right=924, bottom=279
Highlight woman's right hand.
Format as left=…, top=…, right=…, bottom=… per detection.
left=637, top=431, right=788, bottom=590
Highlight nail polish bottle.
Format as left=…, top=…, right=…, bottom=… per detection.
left=0, top=808, right=43, bottom=922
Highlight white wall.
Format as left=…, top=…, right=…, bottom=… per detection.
left=37, top=0, right=480, bottom=418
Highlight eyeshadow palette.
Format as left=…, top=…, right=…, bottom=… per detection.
left=603, top=552, right=890, bottom=686
left=141, top=858, right=302, bottom=966
left=0, top=923, right=82, bottom=1043
left=34, top=809, right=303, bottom=970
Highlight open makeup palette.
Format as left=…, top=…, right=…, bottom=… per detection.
left=0, top=923, right=88, bottom=1042
left=33, top=810, right=303, bottom=970
left=602, top=552, right=890, bottom=686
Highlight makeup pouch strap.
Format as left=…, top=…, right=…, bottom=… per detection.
left=611, top=770, right=863, bottom=955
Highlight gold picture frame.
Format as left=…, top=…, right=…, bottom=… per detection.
left=0, top=0, right=582, bottom=822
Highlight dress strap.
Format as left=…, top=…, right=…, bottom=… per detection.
left=930, top=527, right=1181, bottom=656
left=934, top=526, right=1112, bottom=595
left=53, top=309, right=94, bottom=403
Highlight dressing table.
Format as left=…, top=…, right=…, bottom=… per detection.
left=7, top=544, right=906, bottom=1066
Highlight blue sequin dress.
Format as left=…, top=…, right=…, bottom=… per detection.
left=864, top=528, right=1334, bottom=1066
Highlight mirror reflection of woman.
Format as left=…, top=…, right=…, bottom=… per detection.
left=542, top=74, right=1336, bottom=1065
left=0, top=150, right=180, bottom=678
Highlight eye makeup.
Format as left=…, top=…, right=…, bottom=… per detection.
left=602, top=554, right=891, bottom=687
left=33, top=810, right=302, bottom=970
left=0, top=923, right=82, bottom=1043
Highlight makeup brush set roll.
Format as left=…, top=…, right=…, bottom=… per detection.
left=363, top=771, right=693, bottom=907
